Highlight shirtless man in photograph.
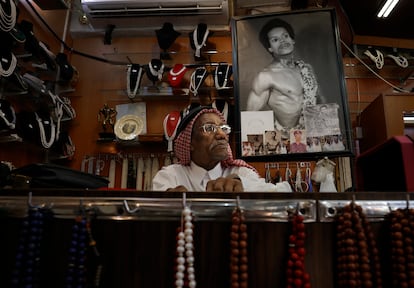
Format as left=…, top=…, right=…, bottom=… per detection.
left=247, top=18, right=320, bottom=136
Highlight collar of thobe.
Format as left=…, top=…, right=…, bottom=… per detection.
left=190, top=161, right=223, bottom=186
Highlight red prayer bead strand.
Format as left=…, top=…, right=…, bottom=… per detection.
left=286, top=212, right=311, bottom=288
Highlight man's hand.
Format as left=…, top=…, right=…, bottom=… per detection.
left=206, top=175, right=244, bottom=192
left=166, top=185, right=188, bottom=192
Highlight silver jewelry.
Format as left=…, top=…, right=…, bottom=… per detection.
left=214, top=64, right=231, bottom=90
left=0, top=101, right=15, bottom=130
left=193, top=25, right=209, bottom=57
left=148, top=60, right=164, bottom=81
left=189, top=67, right=207, bottom=96
left=127, top=64, right=143, bottom=98
left=0, top=0, right=16, bottom=32
left=0, top=52, right=17, bottom=77
left=211, top=100, right=228, bottom=122
left=35, top=112, right=56, bottom=149
left=169, top=65, right=187, bottom=78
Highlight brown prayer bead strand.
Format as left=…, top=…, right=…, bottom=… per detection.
left=355, top=205, right=383, bottom=288
left=398, top=208, right=414, bottom=288
left=407, top=208, right=414, bottom=287
left=390, top=209, right=406, bottom=288
left=352, top=205, right=371, bottom=288
left=336, top=206, right=360, bottom=288
left=239, top=217, right=248, bottom=288
left=230, top=208, right=248, bottom=288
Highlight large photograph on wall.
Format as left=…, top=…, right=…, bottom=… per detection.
left=231, top=8, right=353, bottom=160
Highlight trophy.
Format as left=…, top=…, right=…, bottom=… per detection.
left=97, top=103, right=117, bottom=140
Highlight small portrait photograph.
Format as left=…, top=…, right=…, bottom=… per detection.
left=290, top=129, right=307, bottom=154
left=264, top=130, right=281, bottom=154
left=307, top=136, right=323, bottom=152
left=330, top=134, right=346, bottom=151
left=242, top=141, right=254, bottom=156
left=247, top=134, right=264, bottom=155
left=280, top=136, right=290, bottom=154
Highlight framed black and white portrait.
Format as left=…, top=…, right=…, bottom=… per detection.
left=231, top=8, right=353, bottom=161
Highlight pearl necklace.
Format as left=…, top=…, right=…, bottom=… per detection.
left=211, top=100, right=228, bottom=122
left=0, top=99, right=15, bottom=130
left=175, top=206, right=196, bottom=288
left=35, top=112, right=56, bottom=149
left=127, top=64, right=143, bottom=98
left=148, top=60, right=164, bottom=81
left=0, top=0, right=16, bottom=32
left=163, top=111, right=181, bottom=152
left=168, top=64, right=187, bottom=87
left=0, top=51, right=17, bottom=77
left=214, top=64, right=231, bottom=90
left=189, top=67, right=207, bottom=96
left=193, top=25, right=209, bottom=58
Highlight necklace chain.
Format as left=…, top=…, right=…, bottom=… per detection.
left=127, top=64, right=143, bottom=98
left=0, top=0, right=16, bottom=32
left=193, top=26, right=209, bottom=57
left=214, top=64, right=231, bottom=90
left=148, top=61, right=164, bottom=81
left=189, top=67, right=207, bottom=96
left=0, top=51, right=17, bottom=77
left=35, top=112, right=56, bottom=149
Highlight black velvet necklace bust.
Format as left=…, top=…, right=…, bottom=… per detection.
left=155, top=22, right=181, bottom=60
left=145, top=59, right=164, bottom=84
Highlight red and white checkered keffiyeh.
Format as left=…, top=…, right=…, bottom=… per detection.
left=174, top=107, right=258, bottom=174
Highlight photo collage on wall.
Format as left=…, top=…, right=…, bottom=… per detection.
left=241, top=103, right=347, bottom=156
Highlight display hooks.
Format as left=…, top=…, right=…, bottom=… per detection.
left=28, top=191, right=53, bottom=209
left=406, top=193, right=410, bottom=210
left=123, top=199, right=140, bottom=213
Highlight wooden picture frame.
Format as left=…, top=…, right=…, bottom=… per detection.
left=231, top=8, right=353, bottom=161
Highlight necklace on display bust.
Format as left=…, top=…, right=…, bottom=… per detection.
left=0, top=0, right=16, bottom=32
left=127, top=64, right=143, bottom=98
left=191, top=23, right=209, bottom=58
left=146, top=59, right=164, bottom=83
left=0, top=51, right=17, bottom=77
left=35, top=112, right=56, bottom=149
left=214, top=63, right=232, bottom=90
left=155, top=22, right=181, bottom=60
left=168, top=63, right=187, bottom=88
left=189, top=67, right=208, bottom=97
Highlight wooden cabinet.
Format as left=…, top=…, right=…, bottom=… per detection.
left=357, top=93, right=414, bottom=152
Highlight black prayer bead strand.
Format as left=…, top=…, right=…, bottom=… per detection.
left=11, top=208, right=45, bottom=288
left=65, top=215, right=88, bottom=288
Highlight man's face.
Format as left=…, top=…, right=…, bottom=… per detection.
left=190, top=113, right=229, bottom=169
left=267, top=27, right=295, bottom=56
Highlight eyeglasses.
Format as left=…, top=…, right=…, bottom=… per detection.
left=198, top=123, right=231, bottom=135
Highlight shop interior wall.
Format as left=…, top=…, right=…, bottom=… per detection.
left=3, top=5, right=414, bottom=186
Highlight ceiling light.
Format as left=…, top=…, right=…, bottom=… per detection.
left=377, top=0, right=400, bottom=18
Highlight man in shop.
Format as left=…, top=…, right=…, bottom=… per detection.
left=246, top=18, right=321, bottom=137
left=152, top=106, right=292, bottom=192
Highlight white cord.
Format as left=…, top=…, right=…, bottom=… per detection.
left=340, top=39, right=409, bottom=93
